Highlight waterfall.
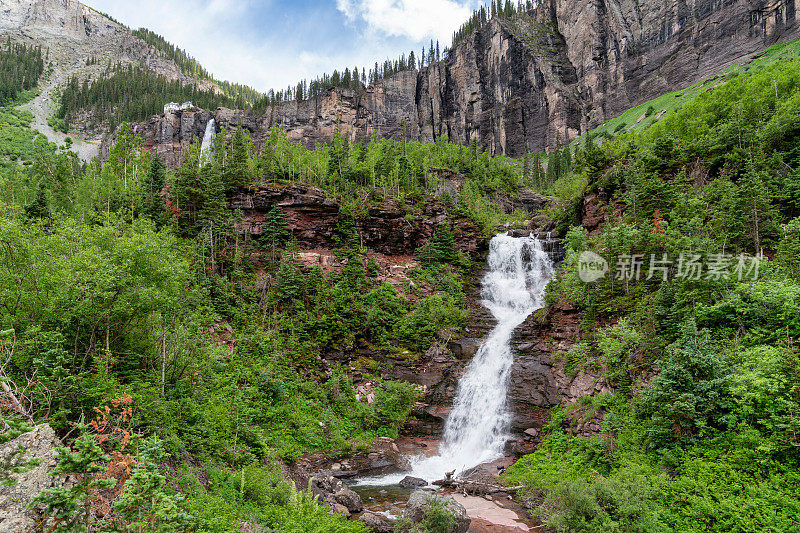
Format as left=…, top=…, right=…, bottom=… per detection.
left=200, top=118, right=216, bottom=161
left=360, top=234, right=554, bottom=484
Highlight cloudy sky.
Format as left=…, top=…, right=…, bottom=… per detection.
left=86, top=0, right=482, bottom=93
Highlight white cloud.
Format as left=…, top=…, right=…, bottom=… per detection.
left=336, top=0, right=478, bottom=43
left=84, top=0, right=476, bottom=94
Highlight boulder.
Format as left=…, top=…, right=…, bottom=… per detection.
left=309, top=475, right=344, bottom=499
left=398, top=475, right=428, bottom=488
left=357, top=511, right=395, bottom=533
left=333, top=487, right=363, bottom=513
left=309, top=475, right=363, bottom=514
left=404, top=490, right=470, bottom=533
left=447, top=338, right=482, bottom=360
left=0, top=424, right=64, bottom=532
left=329, top=503, right=350, bottom=517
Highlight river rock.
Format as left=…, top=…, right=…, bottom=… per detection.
left=309, top=475, right=344, bottom=498
left=333, top=487, right=363, bottom=513
left=357, top=511, right=395, bottom=533
left=329, top=503, right=350, bottom=517
left=404, top=490, right=470, bottom=533
left=398, top=475, right=428, bottom=488
left=309, top=475, right=363, bottom=513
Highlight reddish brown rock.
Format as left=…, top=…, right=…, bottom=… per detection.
left=229, top=183, right=485, bottom=257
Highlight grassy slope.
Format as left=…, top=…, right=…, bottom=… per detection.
left=583, top=37, right=800, bottom=141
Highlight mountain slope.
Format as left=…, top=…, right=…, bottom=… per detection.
left=277, top=0, right=800, bottom=156
left=0, top=0, right=262, bottom=159
left=113, top=0, right=800, bottom=169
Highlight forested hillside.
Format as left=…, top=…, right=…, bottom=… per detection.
left=504, top=53, right=800, bottom=531
left=56, top=63, right=242, bottom=132
left=2, top=6, right=800, bottom=530
left=130, top=28, right=261, bottom=107
left=0, top=39, right=44, bottom=104
left=0, top=31, right=535, bottom=528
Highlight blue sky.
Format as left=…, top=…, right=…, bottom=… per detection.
left=86, top=0, right=482, bottom=93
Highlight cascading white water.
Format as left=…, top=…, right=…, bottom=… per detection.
left=200, top=118, right=216, bottom=161
left=360, top=234, right=554, bottom=485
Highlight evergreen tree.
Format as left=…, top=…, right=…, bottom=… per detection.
left=143, top=155, right=166, bottom=225
left=223, top=127, right=251, bottom=191
left=640, top=320, right=733, bottom=451
left=532, top=152, right=544, bottom=190
left=270, top=243, right=305, bottom=307
left=738, top=166, right=778, bottom=253
left=114, top=436, right=192, bottom=532
left=418, top=221, right=457, bottom=267
left=25, top=181, right=49, bottom=220
left=546, top=149, right=561, bottom=186
left=261, top=207, right=290, bottom=256
left=561, top=145, right=572, bottom=174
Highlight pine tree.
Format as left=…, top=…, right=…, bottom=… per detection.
left=418, top=221, right=457, bottom=267
left=738, top=166, right=778, bottom=253
left=223, top=127, right=251, bottom=192
left=561, top=145, right=572, bottom=175
left=270, top=243, right=305, bottom=307
left=114, top=436, right=192, bottom=532
left=261, top=206, right=290, bottom=256
left=25, top=181, right=49, bottom=220
left=143, top=155, right=166, bottom=225
left=532, top=152, right=544, bottom=189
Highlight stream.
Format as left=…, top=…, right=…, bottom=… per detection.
left=352, top=233, right=555, bottom=529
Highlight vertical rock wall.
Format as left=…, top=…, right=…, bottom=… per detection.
left=103, top=0, right=800, bottom=166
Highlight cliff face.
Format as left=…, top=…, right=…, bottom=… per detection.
left=0, top=0, right=121, bottom=39
left=109, top=0, right=800, bottom=165
left=0, top=0, right=189, bottom=81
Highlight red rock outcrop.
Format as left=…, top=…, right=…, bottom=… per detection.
left=229, top=183, right=485, bottom=257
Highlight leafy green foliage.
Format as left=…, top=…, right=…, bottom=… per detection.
left=509, top=42, right=800, bottom=533
left=420, top=495, right=458, bottom=533
left=639, top=320, right=733, bottom=450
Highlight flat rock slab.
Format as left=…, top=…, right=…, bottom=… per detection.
left=452, top=494, right=531, bottom=532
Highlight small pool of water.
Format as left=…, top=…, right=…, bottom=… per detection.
left=347, top=482, right=419, bottom=514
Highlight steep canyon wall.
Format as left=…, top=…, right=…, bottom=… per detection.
left=113, top=0, right=800, bottom=167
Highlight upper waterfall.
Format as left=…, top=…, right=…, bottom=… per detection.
left=200, top=118, right=216, bottom=162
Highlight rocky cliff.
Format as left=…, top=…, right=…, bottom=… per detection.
left=0, top=424, right=65, bottom=532
left=110, top=0, right=800, bottom=166
left=0, top=0, right=190, bottom=81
